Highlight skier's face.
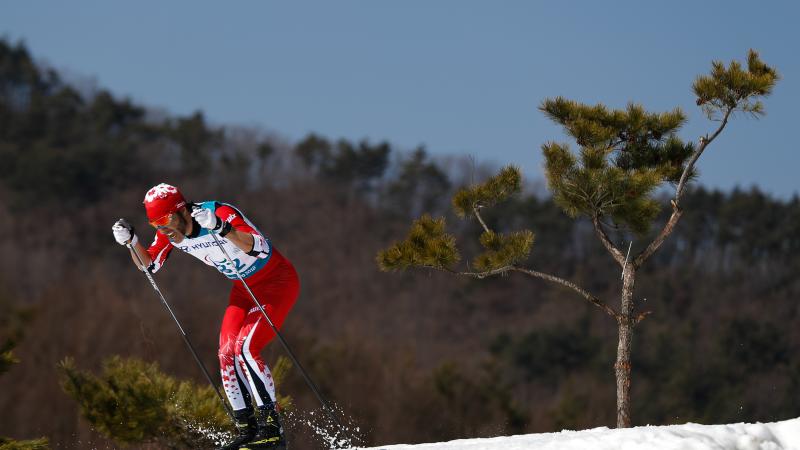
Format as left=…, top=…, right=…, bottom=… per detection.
left=152, top=208, right=190, bottom=243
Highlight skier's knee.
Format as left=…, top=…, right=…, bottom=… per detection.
left=218, top=342, right=237, bottom=365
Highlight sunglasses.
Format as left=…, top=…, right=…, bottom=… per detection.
left=149, top=213, right=174, bottom=228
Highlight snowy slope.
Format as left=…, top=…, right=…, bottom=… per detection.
left=355, top=417, right=800, bottom=450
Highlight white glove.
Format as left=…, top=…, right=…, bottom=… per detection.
left=112, top=219, right=138, bottom=246
left=191, top=207, right=221, bottom=230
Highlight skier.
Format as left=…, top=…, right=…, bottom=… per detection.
left=112, top=183, right=298, bottom=450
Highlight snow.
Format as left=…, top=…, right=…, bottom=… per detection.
left=354, top=418, right=800, bottom=450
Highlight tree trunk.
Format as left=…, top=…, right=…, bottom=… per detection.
left=615, top=264, right=635, bottom=428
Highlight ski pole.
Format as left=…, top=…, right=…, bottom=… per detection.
left=127, top=242, right=235, bottom=422
left=209, top=232, right=345, bottom=430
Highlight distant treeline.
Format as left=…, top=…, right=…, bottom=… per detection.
left=1, top=39, right=798, bottom=448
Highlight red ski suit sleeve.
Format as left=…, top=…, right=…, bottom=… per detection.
left=146, top=231, right=173, bottom=273
left=215, top=204, right=270, bottom=259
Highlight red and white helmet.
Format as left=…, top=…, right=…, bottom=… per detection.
left=143, top=183, right=187, bottom=222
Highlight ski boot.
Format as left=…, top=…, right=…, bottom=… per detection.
left=240, top=404, right=286, bottom=449
left=218, top=409, right=257, bottom=450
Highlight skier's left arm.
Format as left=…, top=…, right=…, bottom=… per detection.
left=191, top=206, right=270, bottom=258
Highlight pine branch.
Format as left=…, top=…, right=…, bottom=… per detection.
left=472, top=205, right=491, bottom=234
left=645, top=52, right=778, bottom=270
left=447, top=265, right=617, bottom=319
left=674, top=107, right=733, bottom=203
left=473, top=230, right=534, bottom=271
left=377, top=215, right=460, bottom=271
left=643, top=106, right=731, bottom=269
left=680, top=51, right=778, bottom=203
left=447, top=265, right=514, bottom=279
left=453, top=166, right=522, bottom=218
left=511, top=267, right=618, bottom=319
left=633, top=202, right=683, bottom=268
left=591, top=215, right=626, bottom=265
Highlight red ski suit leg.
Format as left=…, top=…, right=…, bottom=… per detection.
left=218, top=252, right=299, bottom=411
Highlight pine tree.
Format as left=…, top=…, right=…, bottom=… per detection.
left=378, top=50, right=779, bottom=428
left=58, top=355, right=293, bottom=449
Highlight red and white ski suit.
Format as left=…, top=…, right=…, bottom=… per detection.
left=146, top=201, right=299, bottom=411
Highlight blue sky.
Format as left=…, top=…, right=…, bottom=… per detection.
left=2, top=1, right=797, bottom=196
